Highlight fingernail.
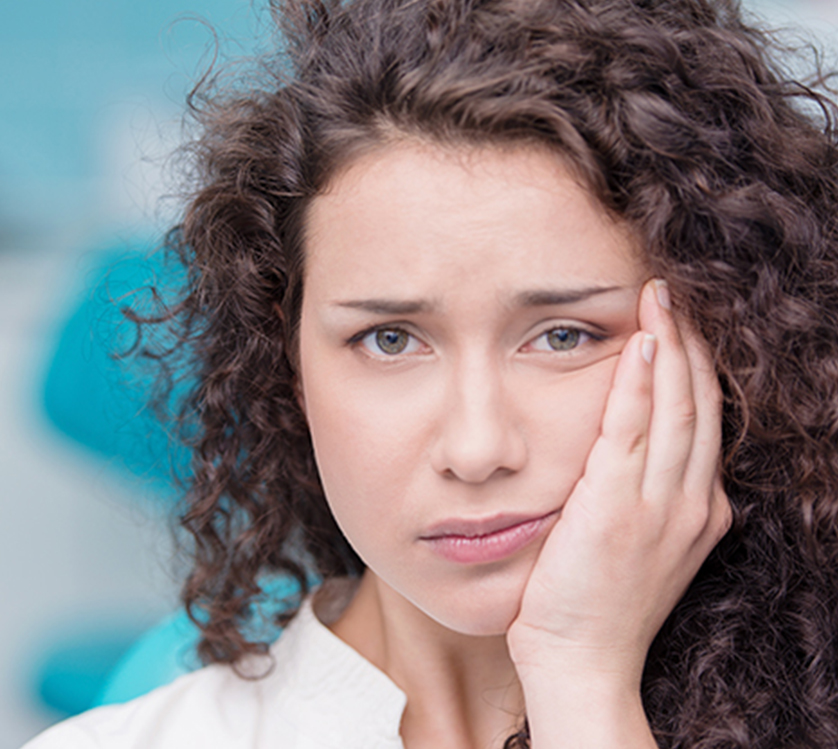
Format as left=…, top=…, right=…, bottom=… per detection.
left=655, top=279, right=671, bottom=310
left=642, top=334, right=657, bottom=364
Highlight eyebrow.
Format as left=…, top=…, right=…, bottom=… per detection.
left=334, top=299, right=432, bottom=314
left=514, top=285, right=625, bottom=306
left=333, top=286, right=625, bottom=315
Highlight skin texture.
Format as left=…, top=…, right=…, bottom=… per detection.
left=298, top=141, right=731, bottom=748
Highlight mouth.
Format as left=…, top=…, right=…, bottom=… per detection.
left=419, top=510, right=560, bottom=565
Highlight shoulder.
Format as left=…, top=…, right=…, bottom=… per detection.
left=21, top=656, right=272, bottom=749
left=20, top=585, right=405, bottom=749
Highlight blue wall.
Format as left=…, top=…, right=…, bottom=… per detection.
left=0, top=0, right=261, bottom=230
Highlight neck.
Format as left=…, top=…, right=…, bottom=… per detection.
left=329, top=571, right=524, bottom=749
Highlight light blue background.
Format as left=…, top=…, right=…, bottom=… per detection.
left=1, top=1, right=837, bottom=747
left=0, top=0, right=267, bottom=230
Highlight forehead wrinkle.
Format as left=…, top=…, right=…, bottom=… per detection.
left=329, top=285, right=632, bottom=318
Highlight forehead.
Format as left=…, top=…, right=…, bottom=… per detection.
left=303, top=141, right=644, bottom=301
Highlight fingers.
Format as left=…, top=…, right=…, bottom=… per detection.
left=639, top=278, right=731, bottom=542
left=580, top=327, right=655, bottom=510
left=578, top=277, right=730, bottom=543
left=680, top=329, right=723, bottom=488
left=638, top=280, right=697, bottom=504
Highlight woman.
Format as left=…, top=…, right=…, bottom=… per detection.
left=25, top=0, right=838, bottom=746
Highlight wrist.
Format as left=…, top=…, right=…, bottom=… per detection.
left=517, top=668, right=656, bottom=749
left=507, top=621, right=646, bottom=687
left=508, top=627, right=655, bottom=749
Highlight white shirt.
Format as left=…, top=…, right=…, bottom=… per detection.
left=22, top=587, right=407, bottom=749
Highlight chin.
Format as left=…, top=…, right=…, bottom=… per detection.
left=407, top=567, right=530, bottom=637
left=432, top=607, right=519, bottom=637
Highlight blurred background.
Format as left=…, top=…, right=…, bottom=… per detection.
left=2, top=1, right=837, bottom=747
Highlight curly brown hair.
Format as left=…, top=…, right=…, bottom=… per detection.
left=149, top=0, right=838, bottom=745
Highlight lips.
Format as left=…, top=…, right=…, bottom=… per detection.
left=419, top=510, right=559, bottom=565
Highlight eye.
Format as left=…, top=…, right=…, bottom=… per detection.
left=360, top=327, right=423, bottom=356
left=529, top=326, right=592, bottom=352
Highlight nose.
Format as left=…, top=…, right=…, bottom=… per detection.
left=430, top=355, right=527, bottom=483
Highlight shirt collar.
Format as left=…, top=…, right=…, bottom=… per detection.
left=262, top=584, right=407, bottom=748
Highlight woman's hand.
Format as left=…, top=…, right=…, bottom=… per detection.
left=507, top=278, right=731, bottom=748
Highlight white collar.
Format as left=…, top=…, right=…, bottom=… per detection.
left=261, top=582, right=407, bottom=748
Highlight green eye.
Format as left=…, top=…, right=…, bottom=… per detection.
left=546, top=328, right=581, bottom=351
left=375, top=329, right=410, bottom=354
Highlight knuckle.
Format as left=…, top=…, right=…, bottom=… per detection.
left=681, top=493, right=712, bottom=536
left=673, top=399, right=698, bottom=431
left=691, top=488, right=732, bottom=544
left=625, top=430, right=648, bottom=457
left=716, top=492, right=734, bottom=537
left=603, top=421, right=648, bottom=458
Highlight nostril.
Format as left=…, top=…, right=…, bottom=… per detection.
left=431, top=413, right=527, bottom=483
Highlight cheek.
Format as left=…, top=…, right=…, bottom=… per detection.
left=523, top=356, right=618, bottom=484
left=301, top=363, right=434, bottom=539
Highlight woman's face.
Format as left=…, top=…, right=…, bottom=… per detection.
left=299, top=141, right=647, bottom=635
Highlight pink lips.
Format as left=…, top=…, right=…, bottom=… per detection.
left=420, top=511, right=559, bottom=565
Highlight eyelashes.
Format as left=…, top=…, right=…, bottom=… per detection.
left=345, top=326, right=426, bottom=357
left=361, top=328, right=423, bottom=355
left=348, top=324, right=605, bottom=358
left=527, top=327, right=598, bottom=352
